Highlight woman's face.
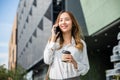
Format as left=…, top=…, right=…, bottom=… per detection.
left=58, top=12, right=72, bottom=34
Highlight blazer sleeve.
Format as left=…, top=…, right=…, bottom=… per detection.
left=43, top=41, right=56, bottom=65
left=76, top=40, right=90, bottom=75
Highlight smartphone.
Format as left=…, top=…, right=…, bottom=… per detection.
left=54, top=26, right=61, bottom=34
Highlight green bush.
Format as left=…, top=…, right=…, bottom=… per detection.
left=0, top=64, right=27, bottom=80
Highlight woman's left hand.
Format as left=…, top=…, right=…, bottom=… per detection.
left=64, top=55, right=78, bottom=69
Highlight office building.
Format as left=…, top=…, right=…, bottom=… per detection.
left=16, top=0, right=120, bottom=80
left=9, top=16, right=17, bottom=70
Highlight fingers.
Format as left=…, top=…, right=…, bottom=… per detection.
left=52, top=24, right=58, bottom=32
left=51, top=24, right=58, bottom=34
left=63, top=55, right=74, bottom=63
left=63, top=58, right=73, bottom=63
left=53, top=24, right=58, bottom=28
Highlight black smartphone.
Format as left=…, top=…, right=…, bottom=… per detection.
left=54, top=26, right=61, bottom=34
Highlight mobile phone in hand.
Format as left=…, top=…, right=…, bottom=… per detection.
left=54, top=26, right=60, bottom=34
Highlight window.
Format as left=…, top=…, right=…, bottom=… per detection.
left=33, top=29, right=37, bottom=37
left=21, top=8, right=24, bottom=14
left=23, top=48, right=26, bottom=52
left=26, top=43, right=28, bottom=48
left=29, top=37, right=32, bottom=43
left=29, top=7, right=32, bottom=16
left=26, top=16, right=29, bottom=23
left=38, top=19, right=43, bottom=30
left=23, top=24, right=26, bottom=29
left=24, top=1, right=26, bottom=7
left=12, top=50, right=14, bottom=62
left=33, top=0, right=37, bottom=7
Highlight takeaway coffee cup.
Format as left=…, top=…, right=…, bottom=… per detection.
left=61, top=50, right=71, bottom=62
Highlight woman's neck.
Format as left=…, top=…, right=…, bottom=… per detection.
left=62, top=32, right=72, bottom=45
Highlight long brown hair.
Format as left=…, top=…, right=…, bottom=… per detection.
left=54, top=11, right=84, bottom=50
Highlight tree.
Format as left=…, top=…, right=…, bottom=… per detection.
left=0, top=64, right=9, bottom=80
left=0, top=64, right=27, bottom=80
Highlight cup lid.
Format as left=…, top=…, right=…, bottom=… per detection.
left=62, top=50, right=71, bottom=54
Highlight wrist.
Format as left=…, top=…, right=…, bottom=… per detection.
left=72, top=60, right=78, bottom=69
left=50, top=38, right=56, bottom=42
left=48, top=41, right=56, bottom=51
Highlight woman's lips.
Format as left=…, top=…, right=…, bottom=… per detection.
left=61, top=25, right=67, bottom=29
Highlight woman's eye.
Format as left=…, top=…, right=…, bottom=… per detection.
left=65, top=18, right=70, bottom=21
left=60, top=19, right=63, bottom=22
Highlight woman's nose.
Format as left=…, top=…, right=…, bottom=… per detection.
left=61, top=20, right=65, bottom=24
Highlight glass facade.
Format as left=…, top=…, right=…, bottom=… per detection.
left=80, top=0, right=120, bottom=35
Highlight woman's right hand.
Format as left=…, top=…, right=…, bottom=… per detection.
left=50, top=24, right=60, bottom=42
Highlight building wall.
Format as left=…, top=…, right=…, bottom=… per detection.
left=65, top=0, right=88, bottom=36
left=17, top=0, right=52, bottom=70
left=16, top=0, right=120, bottom=80
left=9, top=16, right=17, bottom=70
left=80, top=0, right=120, bottom=35
left=65, top=0, right=120, bottom=80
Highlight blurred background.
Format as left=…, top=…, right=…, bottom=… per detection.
left=0, top=0, right=120, bottom=80
left=0, top=0, right=19, bottom=68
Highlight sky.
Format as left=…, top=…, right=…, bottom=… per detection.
left=0, top=0, right=19, bottom=68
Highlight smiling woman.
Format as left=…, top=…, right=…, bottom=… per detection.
left=44, top=11, right=90, bottom=80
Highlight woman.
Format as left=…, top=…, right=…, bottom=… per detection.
left=44, top=11, right=90, bottom=80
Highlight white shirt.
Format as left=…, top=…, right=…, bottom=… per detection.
left=44, top=38, right=90, bottom=79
